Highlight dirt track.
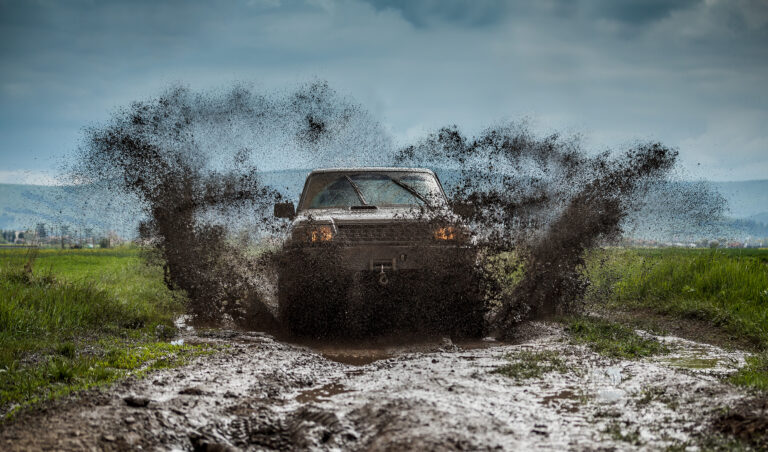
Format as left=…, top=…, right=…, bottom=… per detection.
left=0, top=322, right=757, bottom=451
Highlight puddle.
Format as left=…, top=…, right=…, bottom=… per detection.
left=304, top=336, right=507, bottom=366
left=321, top=351, right=392, bottom=366
left=597, top=388, right=626, bottom=402
left=542, top=389, right=579, bottom=403
left=295, top=383, right=352, bottom=403
left=605, top=367, right=623, bottom=385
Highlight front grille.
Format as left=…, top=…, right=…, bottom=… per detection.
left=335, top=222, right=432, bottom=244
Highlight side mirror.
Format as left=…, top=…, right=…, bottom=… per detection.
left=450, top=201, right=474, bottom=218
left=274, top=202, right=296, bottom=219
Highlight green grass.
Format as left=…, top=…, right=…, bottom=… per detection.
left=584, top=248, right=768, bottom=389
left=728, top=352, right=768, bottom=391
left=566, top=316, right=669, bottom=359
left=0, top=247, right=195, bottom=418
left=0, top=341, right=212, bottom=418
left=585, top=248, right=768, bottom=346
left=493, top=350, right=568, bottom=382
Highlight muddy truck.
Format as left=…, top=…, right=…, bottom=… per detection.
left=274, top=167, right=484, bottom=338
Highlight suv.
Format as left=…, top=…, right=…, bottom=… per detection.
left=274, top=167, right=483, bottom=337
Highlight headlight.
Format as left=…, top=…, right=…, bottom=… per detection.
left=310, top=225, right=334, bottom=242
left=293, top=225, right=334, bottom=243
left=433, top=225, right=457, bottom=241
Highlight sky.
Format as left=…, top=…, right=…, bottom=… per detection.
left=1, top=0, right=767, bottom=184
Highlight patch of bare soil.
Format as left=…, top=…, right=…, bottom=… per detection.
left=0, top=322, right=757, bottom=451
left=712, top=397, right=768, bottom=449
left=601, top=308, right=762, bottom=352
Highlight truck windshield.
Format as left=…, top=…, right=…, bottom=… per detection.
left=300, top=171, right=446, bottom=210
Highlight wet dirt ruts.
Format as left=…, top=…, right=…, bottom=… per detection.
left=0, top=323, right=758, bottom=451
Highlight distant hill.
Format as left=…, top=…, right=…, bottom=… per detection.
left=0, top=183, right=141, bottom=237
left=711, top=180, right=768, bottom=219
left=749, top=211, right=768, bottom=224
left=1, top=174, right=766, bottom=239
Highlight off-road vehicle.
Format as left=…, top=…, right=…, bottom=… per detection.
left=274, top=167, right=483, bottom=337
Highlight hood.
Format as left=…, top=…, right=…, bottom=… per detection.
left=292, top=206, right=458, bottom=226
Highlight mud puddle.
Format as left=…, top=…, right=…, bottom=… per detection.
left=0, top=322, right=758, bottom=451
left=296, top=383, right=352, bottom=403
left=304, top=336, right=505, bottom=366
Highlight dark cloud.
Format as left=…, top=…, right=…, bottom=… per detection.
left=361, top=0, right=703, bottom=28
left=361, top=0, right=512, bottom=28
left=586, top=0, right=702, bottom=26
left=1, top=0, right=767, bottom=182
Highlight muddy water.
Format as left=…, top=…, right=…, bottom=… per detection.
left=0, top=323, right=753, bottom=451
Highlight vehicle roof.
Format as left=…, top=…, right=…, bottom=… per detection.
left=307, top=167, right=435, bottom=175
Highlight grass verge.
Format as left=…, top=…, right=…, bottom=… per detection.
left=584, top=248, right=768, bottom=390
left=0, top=247, right=196, bottom=419
left=728, top=352, right=768, bottom=391
left=0, top=340, right=213, bottom=419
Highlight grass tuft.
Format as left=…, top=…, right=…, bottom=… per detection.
left=566, top=316, right=669, bottom=359
left=728, top=352, right=768, bottom=391
left=494, top=350, right=568, bottom=382
left=603, top=420, right=642, bottom=446
left=55, top=342, right=76, bottom=359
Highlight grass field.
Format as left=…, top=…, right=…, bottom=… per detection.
left=0, top=247, right=209, bottom=419
left=584, top=247, right=768, bottom=390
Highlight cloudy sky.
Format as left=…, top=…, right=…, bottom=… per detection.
left=1, top=0, right=766, bottom=183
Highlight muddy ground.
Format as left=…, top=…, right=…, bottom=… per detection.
left=1, top=322, right=763, bottom=451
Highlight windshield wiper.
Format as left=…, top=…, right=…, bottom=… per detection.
left=345, top=175, right=369, bottom=206
left=389, top=176, right=432, bottom=208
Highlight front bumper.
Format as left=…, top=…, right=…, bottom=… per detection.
left=285, top=243, right=476, bottom=274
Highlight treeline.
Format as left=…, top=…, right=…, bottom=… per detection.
left=728, top=218, right=768, bottom=237
left=0, top=229, right=22, bottom=243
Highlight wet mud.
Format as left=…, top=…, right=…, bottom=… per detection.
left=1, top=323, right=759, bottom=451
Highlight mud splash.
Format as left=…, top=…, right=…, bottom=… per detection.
left=70, top=81, right=390, bottom=326
left=395, top=125, right=722, bottom=334
left=70, top=82, right=724, bottom=336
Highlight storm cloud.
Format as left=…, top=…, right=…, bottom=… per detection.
left=1, top=0, right=766, bottom=181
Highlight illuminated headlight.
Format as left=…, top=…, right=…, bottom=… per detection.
left=293, top=225, right=334, bottom=243
left=433, top=225, right=458, bottom=241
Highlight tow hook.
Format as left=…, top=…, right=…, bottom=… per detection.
left=378, top=265, right=389, bottom=286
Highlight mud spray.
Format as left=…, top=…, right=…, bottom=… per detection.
left=70, top=82, right=723, bottom=338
